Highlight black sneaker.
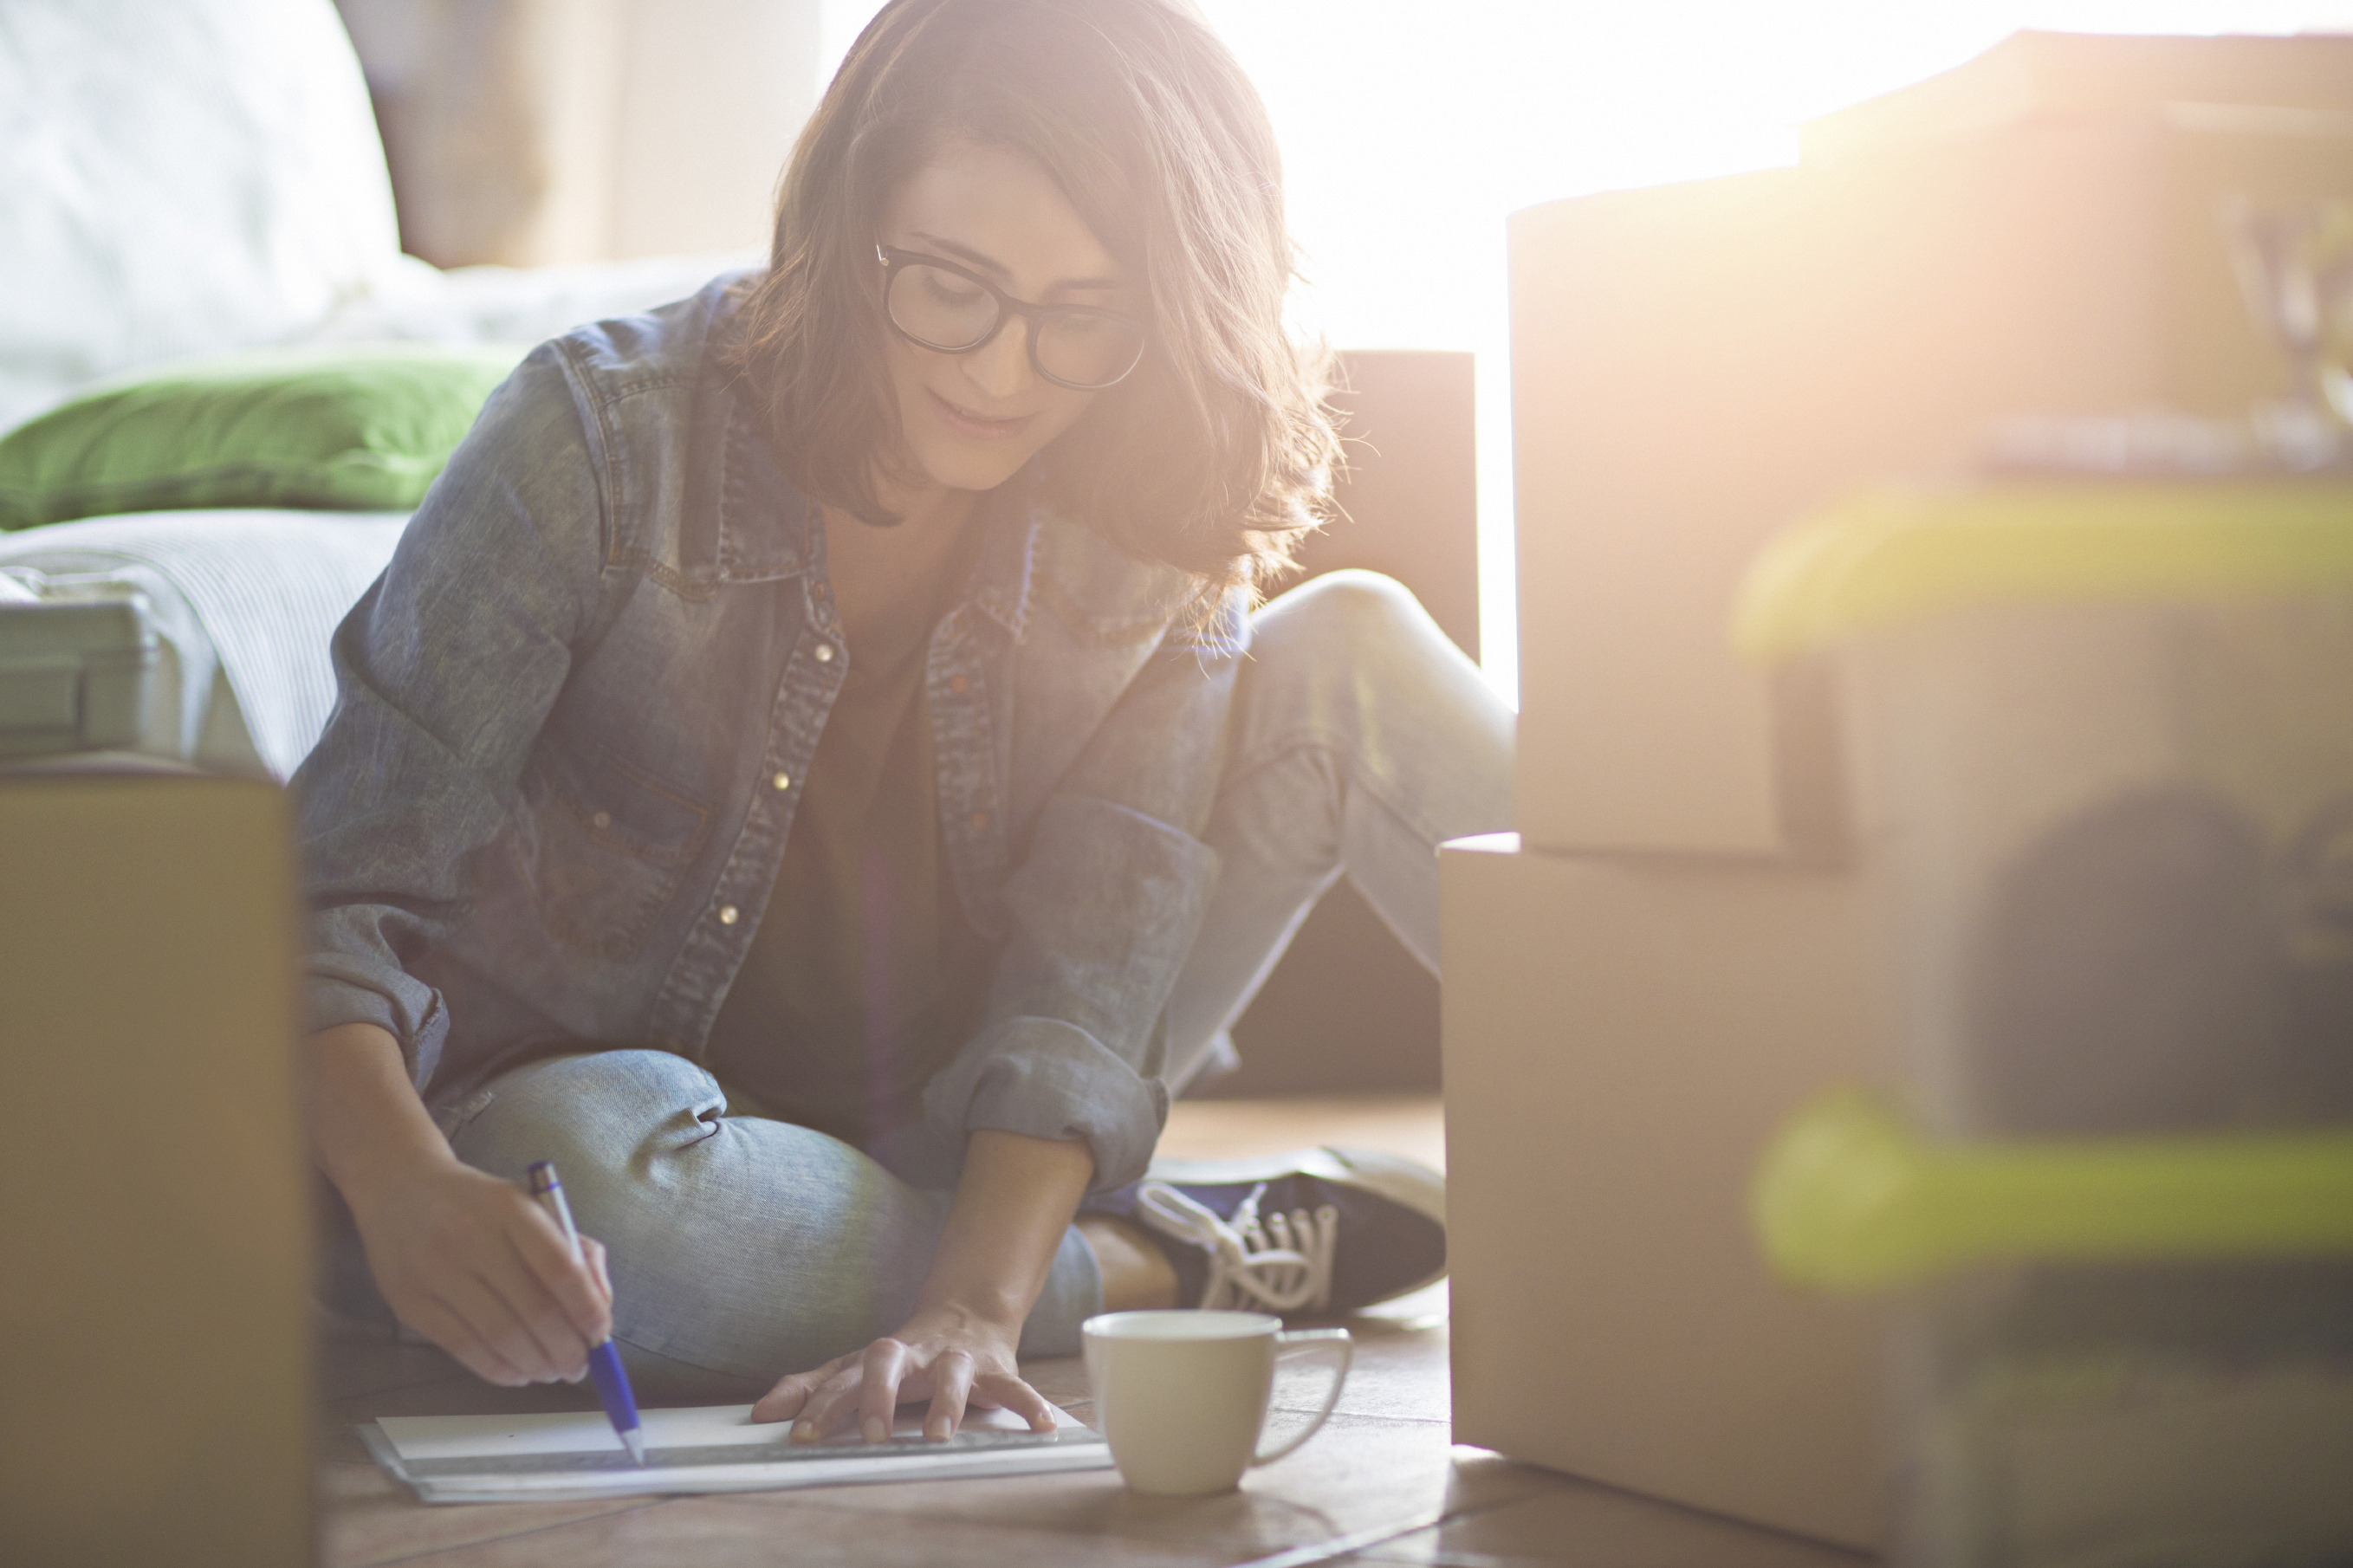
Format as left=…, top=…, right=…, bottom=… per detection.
left=1102, top=1147, right=1446, bottom=1314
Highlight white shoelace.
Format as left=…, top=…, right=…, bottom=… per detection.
left=1133, top=1180, right=1341, bottom=1312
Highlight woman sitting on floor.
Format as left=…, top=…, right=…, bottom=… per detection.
left=298, top=0, right=1511, bottom=1442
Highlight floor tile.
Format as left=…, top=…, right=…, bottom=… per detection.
left=1266, top=1318, right=1447, bottom=1424
left=399, top=1494, right=1235, bottom=1567
left=316, top=1457, right=652, bottom=1568
left=1348, top=1483, right=1875, bottom=1568
left=736, top=1416, right=1560, bottom=1561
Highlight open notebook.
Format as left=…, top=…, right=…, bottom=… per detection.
left=363, top=1403, right=1112, bottom=1504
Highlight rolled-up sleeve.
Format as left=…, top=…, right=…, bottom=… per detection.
left=294, top=345, right=605, bottom=1088
left=923, top=598, right=1245, bottom=1190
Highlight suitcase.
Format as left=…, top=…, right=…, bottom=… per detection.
left=0, top=574, right=159, bottom=759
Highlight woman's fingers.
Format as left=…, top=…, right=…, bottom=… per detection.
left=430, top=1227, right=593, bottom=1385
left=424, top=1273, right=535, bottom=1384
left=365, top=1164, right=600, bottom=1383
left=555, top=1234, right=609, bottom=1382
left=506, top=1199, right=612, bottom=1349
left=923, top=1350, right=976, bottom=1442
left=790, top=1364, right=869, bottom=1443
left=478, top=1250, right=591, bottom=1381
left=580, top=1235, right=614, bottom=1305
left=789, top=1337, right=920, bottom=1444
left=855, top=1338, right=912, bottom=1443
left=751, top=1372, right=819, bottom=1424
left=396, top=1290, right=528, bottom=1387
left=437, top=1266, right=574, bottom=1383
left=754, top=1351, right=854, bottom=1423
left=975, top=1370, right=1060, bottom=1433
left=755, top=1372, right=825, bottom=1424
left=772, top=1330, right=1036, bottom=1444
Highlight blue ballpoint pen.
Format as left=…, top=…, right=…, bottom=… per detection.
left=527, top=1160, right=647, bottom=1465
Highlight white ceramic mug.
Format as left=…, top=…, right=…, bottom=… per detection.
left=1082, top=1310, right=1352, bottom=1496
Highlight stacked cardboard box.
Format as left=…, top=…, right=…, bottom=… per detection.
left=1442, top=836, right=1894, bottom=1545
left=1444, top=29, right=2353, bottom=1550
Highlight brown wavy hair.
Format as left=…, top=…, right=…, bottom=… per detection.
left=729, top=0, right=1337, bottom=602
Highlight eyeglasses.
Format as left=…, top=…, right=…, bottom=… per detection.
left=877, top=244, right=1147, bottom=391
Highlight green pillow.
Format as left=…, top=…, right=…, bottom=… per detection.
left=0, top=341, right=528, bottom=530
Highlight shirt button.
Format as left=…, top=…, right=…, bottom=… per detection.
left=717, top=904, right=740, bottom=926
left=771, top=771, right=791, bottom=791
left=948, top=675, right=969, bottom=695
left=591, top=810, right=612, bottom=830
left=969, top=811, right=989, bottom=832
left=814, top=643, right=836, bottom=663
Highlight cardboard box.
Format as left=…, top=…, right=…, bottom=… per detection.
left=0, top=774, right=313, bottom=1568
left=1510, top=103, right=2353, bottom=857
left=1440, top=833, right=1894, bottom=1547
left=1799, top=30, right=2353, bottom=165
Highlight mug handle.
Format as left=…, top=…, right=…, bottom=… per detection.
left=1251, top=1327, right=1353, bottom=1467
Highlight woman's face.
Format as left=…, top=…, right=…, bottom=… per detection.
left=876, top=139, right=1132, bottom=498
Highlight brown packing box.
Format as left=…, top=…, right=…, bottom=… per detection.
left=1801, top=29, right=2353, bottom=163
left=1510, top=96, right=2353, bottom=856
left=1439, top=833, right=1894, bottom=1547
left=0, top=774, right=314, bottom=1568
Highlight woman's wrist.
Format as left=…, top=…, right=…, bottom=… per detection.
left=905, top=1130, right=1096, bottom=1341
left=909, top=1288, right=1032, bottom=1338
left=304, top=1021, right=463, bottom=1215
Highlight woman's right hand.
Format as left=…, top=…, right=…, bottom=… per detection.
left=307, top=1022, right=613, bottom=1386
left=347, top=1156, right=614, bottom=1387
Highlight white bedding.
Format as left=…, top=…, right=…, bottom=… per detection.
left=0, top=0, right=407, bottom=434
left=0, top=509, right=409, bottom=780
left=0, top=0, right=754, bottom=433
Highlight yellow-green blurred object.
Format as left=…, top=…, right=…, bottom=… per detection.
left=1753, top=1088, right=2353, bottom=1292
left=1733, top=483, right=2353, bottom=662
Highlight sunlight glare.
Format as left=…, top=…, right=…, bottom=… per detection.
left=820, top=0, right=2353, bottom=705
left=1191, top=0, right=2353, bottom=707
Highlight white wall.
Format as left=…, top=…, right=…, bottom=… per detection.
left=604, top=0, right=824, bottom=259
left=336, top=0, right=823, bottom=266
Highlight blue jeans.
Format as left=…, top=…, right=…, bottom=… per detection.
left=337, top=570, right=1512, bottom=1392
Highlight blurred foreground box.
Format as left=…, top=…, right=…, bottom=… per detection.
left=1439, top=833, right=1892, bottom=1548
left=0, top=773, right=313, bottom=1568
left=1510, top=56, right=2353, bottom=859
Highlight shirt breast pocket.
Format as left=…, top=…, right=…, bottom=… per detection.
left=517, top=744, right=713, bottom=957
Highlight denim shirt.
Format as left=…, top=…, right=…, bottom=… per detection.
left=294, top=275, right=1245, bottom=1192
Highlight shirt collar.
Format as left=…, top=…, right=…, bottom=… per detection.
left=716, top=375, right=818, bottom=581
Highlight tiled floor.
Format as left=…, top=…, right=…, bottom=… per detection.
left=317, top=1096, right=1871, bottom=1567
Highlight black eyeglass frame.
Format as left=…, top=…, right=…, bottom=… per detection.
left=875, top=244, right=1146, bottom=391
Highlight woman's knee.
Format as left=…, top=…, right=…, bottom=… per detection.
left=1243, top=569, right=1465, bottom=735
left=1254, top=568, right=1433, bottom=667
left=449, top=1047, right=722, bottom=1191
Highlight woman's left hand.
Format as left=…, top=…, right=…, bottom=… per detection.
left=751, top=1306, right=1060, bottom=1443
left=756, top=1130, right=1093, bottom=1443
